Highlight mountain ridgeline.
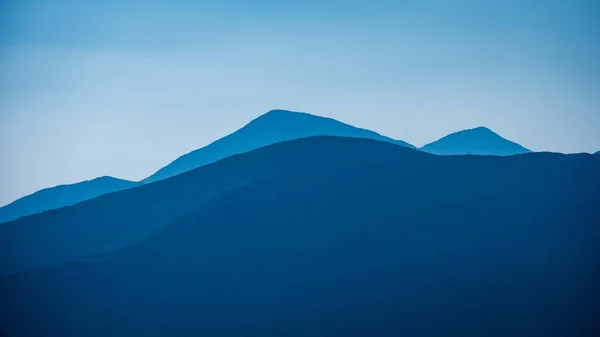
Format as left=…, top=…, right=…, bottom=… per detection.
left=0, top=177, right=140, bottom=224
left=1, top=137, right=599, bottom=337
left=420, top=126, right=531, bottom=156
left=142, top=109, right=415, bottom=183
left=0, top=111, right=536, bottom=224
left=0, top=110, right=415, bottom=223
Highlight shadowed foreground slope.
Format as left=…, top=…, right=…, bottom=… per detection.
left=1, top=137, right=599, bottom=337
left=0, top=177, right=140, bottom=224
left=0, top=145, right=290, bottom=275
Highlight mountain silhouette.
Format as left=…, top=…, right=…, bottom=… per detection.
left=1, top=137, right=598, bottom=337
left=0, top=110, right=414, bottom=222
left=142, top=109, right=415, bottom=183
left=419, top=126, right=531, bottom=156
left=0, top=177, right=140, bottom=224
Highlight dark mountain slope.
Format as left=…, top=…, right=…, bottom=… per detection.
left=0, top=110, right=412, bottom=222
left=1, top=137, right=599, bottom=337
left=0, top=177, right=140, bottom=224
left=419, top=126, right=531, bottom=156
left=142, top=109, right=415, bottom=183
left=0, top=143, right=292, bottom=275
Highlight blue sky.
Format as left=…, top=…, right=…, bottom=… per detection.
left=0, top=0, right=599, bottom=205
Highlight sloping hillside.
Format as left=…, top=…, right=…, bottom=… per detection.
left=1, top=137, right=598, bottom=337
left=142, top=109, right=415, bottom=183
left=0, top=177, right=140, bottom=224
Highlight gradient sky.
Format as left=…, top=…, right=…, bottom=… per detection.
left=0, top=0, right=599, bottom=206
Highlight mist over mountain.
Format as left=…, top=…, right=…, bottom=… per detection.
left=1, top=136, right=598, bottom=337
left=419, top=126, right=531, bottom=156
left=142, top=109, right=415, bottom=183
left=0, top=177, right=140, bottom=224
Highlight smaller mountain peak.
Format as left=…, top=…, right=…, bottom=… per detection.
left=467, top=126, right=495, bottom=134
left=250, top=109, right=318, bottom=125
left=89, top=176, right=117, bottom=183
left=420, top=126, right=530, bottom=156
left=265, top=109, right=295, bottom=114
left=87, top=176, right=135, bottom=185
left=448, top=127, right=503, bottom=139
left=262, top=109, right=303, bottom=117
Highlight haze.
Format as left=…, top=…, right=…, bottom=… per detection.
left=1, top=0, right=599, bottom=206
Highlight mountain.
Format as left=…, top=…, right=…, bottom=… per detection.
left=0, top=110, right=413, bottom=222
left=0, top=149, right=276, bottom=275
left=419, top=126, right=531, bottom=156
left=0, top=177, right=140, bottom=224
left=1, top=137, right=599, bottom=337
left=142, top=109, right=415, bottom=183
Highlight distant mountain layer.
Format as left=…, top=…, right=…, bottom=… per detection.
left=419, top=126, right=530, bottom=156
left=0, top=177, right=140, bottom=224
left=0, top=110, right=414, bottom=221
left=1, top=137, right=599, bottom=337
left=142, top=109, right=415, bottom=183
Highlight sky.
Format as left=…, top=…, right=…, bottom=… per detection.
left=0, top=0, right=599, bottom=206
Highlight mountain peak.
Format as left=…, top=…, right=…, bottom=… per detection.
left=450, top=126, right=499, bottom=136
left=89, top=176, right=116, bottom=182
left=263, top=109, right=298, bottom=115
left=469, top=126, right=493, bottom=132
left=89, top=176, right=129, bottom=183
left=142, top=110, right=415, bottom=183
left=256, top=108, right=301, bottom=118
left=420, top=126, right=530, bottom=156
left=252, top=109, right=322, bottom=123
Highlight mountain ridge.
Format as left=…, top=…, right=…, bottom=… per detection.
left=0, top=136, right=597, bottom=277
left=419, top=126, right=530, bottom=156
left=0, top=109, right=415, bottom=222
left=142, top=109, right=415, bottom=183
left=0, top=176, right=140, bottom=224
left=1, top=136, right=598, bottom=336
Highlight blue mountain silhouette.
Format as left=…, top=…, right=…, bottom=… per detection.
left=419, top=126, right=530, bottom=156
left=1, top=137, right=598, bottom=337
left=142, top=109, right=415, bottom=183
left=0, top=177, right=139, bottom=224
left=0, top=110, right=414, bottom=222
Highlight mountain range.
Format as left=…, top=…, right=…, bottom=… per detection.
left=142, top=109, right=415, bottom=183
left=0, top=110, right=415, bottom=224
left=0, top=177, right=140, bottom=224
left=1, top=136, right=598, bottom=337
left=0, top=110, right=534, bottom=224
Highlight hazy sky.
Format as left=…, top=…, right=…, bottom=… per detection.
left=1, top=0, right=599, bottom=206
